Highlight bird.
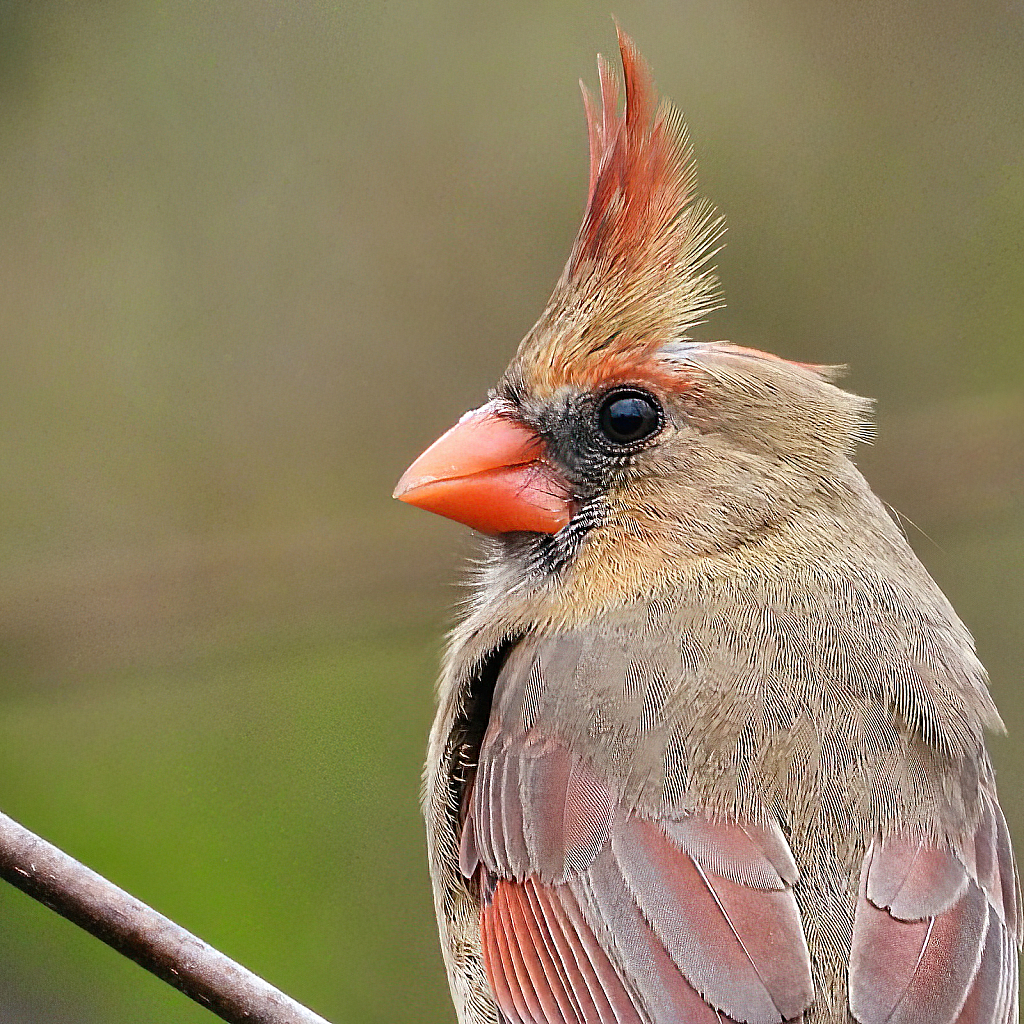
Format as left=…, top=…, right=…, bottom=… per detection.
left=393, top=26, right=1020, bottom=1024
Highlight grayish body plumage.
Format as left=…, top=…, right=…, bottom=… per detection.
left=424, top=347, right=1016, bottom=1022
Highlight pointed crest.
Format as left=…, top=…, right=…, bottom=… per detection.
left=507, top=27, right=725, bottom=394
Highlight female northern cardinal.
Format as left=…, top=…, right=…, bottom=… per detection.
left=394, top=27, right=1020, bottom=1024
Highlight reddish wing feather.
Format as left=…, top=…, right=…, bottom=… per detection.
left=849, top=792, right=1020, bottom=1024
left=467, top=731, right=813, bottom=1024
left=579, top=848, right=727, bottom=1024
left=610, top=813, right=812, bottom=1022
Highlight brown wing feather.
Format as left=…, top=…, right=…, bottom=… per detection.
left=849, top=791, right=1020, bottom=1024
left=467, top=734, right=813, bottom=1024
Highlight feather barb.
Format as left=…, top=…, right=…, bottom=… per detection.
left=507, top=26, right=725, bottom=395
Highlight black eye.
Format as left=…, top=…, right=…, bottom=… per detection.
left=597, top=388, right=663, bottom=446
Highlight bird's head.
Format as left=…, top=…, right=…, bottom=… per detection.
left=396, top=28, right=872, bottom=615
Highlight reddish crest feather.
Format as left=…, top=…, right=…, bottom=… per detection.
left=505, top=26, right=725, bottom=396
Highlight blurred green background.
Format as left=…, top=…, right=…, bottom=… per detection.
left=0, top=1, right=1021, bottom=1020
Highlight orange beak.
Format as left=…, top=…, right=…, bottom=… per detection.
left=393, top=401, right=573, bottom=535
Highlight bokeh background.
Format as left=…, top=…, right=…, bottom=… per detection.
left=0, top=1, right=1021, bottom=1020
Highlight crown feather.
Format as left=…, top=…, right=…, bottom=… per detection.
left=507, top=27, right=726, bottom=394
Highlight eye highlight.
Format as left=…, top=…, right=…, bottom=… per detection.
left=596, top=388, right=663, bottom=447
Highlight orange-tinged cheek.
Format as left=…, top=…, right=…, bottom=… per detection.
left=397, top=463, right=572, bottom=535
